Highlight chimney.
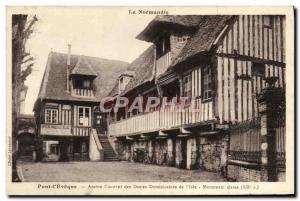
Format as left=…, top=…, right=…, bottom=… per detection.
left=66, top=44, right=71, bottom=92
left=67, top=44, right=71, bottom=66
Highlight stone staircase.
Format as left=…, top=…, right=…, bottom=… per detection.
left=97, top=134, right=119, bottom=161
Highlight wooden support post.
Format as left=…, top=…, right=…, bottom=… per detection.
left=156, top=85, right=164, bottom=97
left=167, top=138, right=174, bottom=166
left=125, top=105, right=128, bottom=119
left=179, top=76, right=183, bottom=126
left=257, top=85, right=285, bottom=181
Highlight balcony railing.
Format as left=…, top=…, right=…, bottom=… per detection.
left=72, top=126, right=91, bottom=137
left=71, top=88, right=94, bottom=97
left=156, top=52, right=171, bottom=77
left=108, top=99, right=214, bottom=137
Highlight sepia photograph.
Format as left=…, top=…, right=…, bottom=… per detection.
left=6, top=6, right=294, bottom=196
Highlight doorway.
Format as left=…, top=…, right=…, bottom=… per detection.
left=94, top=112, right=107, bottom=134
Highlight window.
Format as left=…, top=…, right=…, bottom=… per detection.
left=74, top=141, right=88, bottom=153
left=203, top=66, right=212, bottom=100
left=263, top=16, right=273, bottom=29
left=96, top=115, right=102, bottom=125
left=78, top=106, right=90, bottom=126
left=50, top=144, right=58, bottom=154
left=74, top=79, right=92, bottom=89
left=252, top=62, right=265, bottom=77
left=45, top=108, right=58, bottom=124
left=81, top=142, right=88, bottom=153
left=83, top=80, right=91, bottom=88
left=183, top=74, right=192, bottom=98
left=156, top=34, right=171, bottom=58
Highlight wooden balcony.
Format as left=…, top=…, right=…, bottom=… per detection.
left=108, top=99, right=214, bottom=137
left=72, top=126, right=91, bottom=137
left=156, top=52, right=171, bottom=77
left=71, top=88, right=94, bottom=98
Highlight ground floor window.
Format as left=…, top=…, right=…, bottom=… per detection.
left=50, top=144, right=59, bottom=154
left=74, top=140, right=88, bottom=153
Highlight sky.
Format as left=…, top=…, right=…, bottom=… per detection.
left=23, top=7, right=155, bottom=114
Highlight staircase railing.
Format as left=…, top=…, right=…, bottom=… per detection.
left=89, top=129, right=104, bottom=160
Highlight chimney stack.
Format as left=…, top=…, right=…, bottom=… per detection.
left=67, top=44, right=71, bottom=66
left=66, top=44, right=71, bottom=92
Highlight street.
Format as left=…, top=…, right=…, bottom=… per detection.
left=18, top=161, right=226, bottom=182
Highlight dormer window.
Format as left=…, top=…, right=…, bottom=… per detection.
left=118, top=71, right=134, bottom=94
left=69, top=56, right=97, bottom=97
left=83, top=80, right=91, bottom=88
left=156, top=34, right=170, bottom=58
left=73, top=78, right=93, bottom=89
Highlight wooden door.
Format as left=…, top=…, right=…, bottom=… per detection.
left=94, top=112, right=107, bottom=134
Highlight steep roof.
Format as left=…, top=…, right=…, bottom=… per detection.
left=37, top=52, right=128, bottom=103
left=71, top=56, right=97, bottom=76
left=107, top=82, right=119, bottom=97
left=137, top=15, right=203, bottom=42
left=107, top=45, right=155, bottom=97
left=171, top=15, right=233, bottom=67
left=121, top=45, right=155, bottom=96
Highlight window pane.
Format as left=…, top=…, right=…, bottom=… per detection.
left=45, top=110, right=51, bottom=123
left=45, top=109, right=58, bottom=124
left=253, top=62, right=265, bottom=77
left=78, top=107, right=90, bottom=126
left=83, top=80, right=90, bottom=88
left=203, top=66, right=212, bottom=100
left=79, top=108, right=83, bottom=116
left=52, top=110, right=57, bottom=123
left=85, top=108, right=89, bottom=118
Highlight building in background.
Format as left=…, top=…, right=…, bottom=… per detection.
left=33, top=45, right=130, bottom=161
left=17, top=114, right=36, bottom=161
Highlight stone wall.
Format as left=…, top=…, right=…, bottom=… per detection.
left=277, top=171, right=286, bottom=182
left=115, top=140, right=132, bottom=161
left=153, top=139, right=168, bottom=165
left=227, top=164, right=261, bottom=182
left=198, top=135, right=229, bottom=172
left=115, top=134, right=228, bottom=172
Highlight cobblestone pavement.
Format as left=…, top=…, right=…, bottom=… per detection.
left=19, top=161, right=226, bottom=182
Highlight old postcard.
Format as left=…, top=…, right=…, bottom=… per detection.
left=7, top=6, right=294, bottom=196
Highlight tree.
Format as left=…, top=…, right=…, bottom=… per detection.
left=12, top=14, right=37, bottom=182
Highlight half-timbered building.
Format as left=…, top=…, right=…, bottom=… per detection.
left=107, top=15, right=286, bottom=181
left=33, top=45, right=129, bottom=161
